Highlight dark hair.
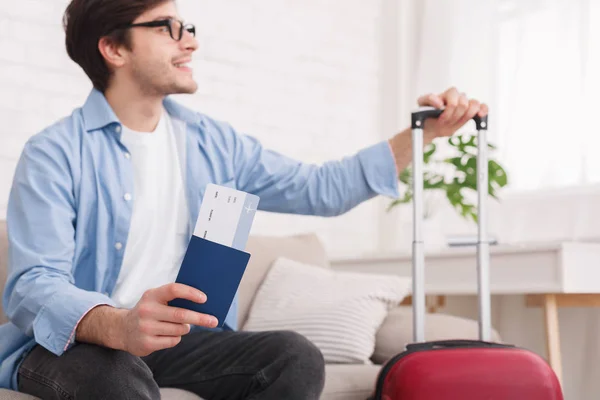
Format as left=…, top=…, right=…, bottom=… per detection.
left=63, top=0, right=171, bottom=92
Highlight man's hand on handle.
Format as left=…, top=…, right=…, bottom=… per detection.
left=417, top=86, right=489, bottom=140
left=388, top=86, right=489, bottom=173
left=76, top=283, right=218, bottom=357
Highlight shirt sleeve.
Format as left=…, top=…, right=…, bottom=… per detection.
left=3, top=133, right=116, bottom=356
left=222, top=123, right=400, bottom=216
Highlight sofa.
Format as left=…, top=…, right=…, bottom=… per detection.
left=0, top=220, right=500, bottom=399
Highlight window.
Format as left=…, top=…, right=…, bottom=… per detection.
left=496, top=0, right=600, bottom=191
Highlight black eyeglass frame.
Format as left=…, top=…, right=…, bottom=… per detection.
left=117, top=18, right=196, bottom=41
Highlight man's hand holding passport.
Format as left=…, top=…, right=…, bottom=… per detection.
left=168, top=184, right=260, bottom=327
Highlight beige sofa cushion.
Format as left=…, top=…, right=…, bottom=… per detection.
left=238, top=233, right=330, bottom=329
left=0, top=389, right=39, bottom=400
left=0, top=388, right=202, bottom=400
left=1, top=220, right=8, bottom=325
left=371, top=306, right=502, bottom=364
left=321, top=364, right=380, bottom=400
left=244, top=257, right=410, bottom=364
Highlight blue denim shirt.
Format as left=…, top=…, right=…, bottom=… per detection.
left=0, top=88, right=399, bottom=390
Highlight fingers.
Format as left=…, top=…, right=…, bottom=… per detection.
left=478, top=102, right=489, bottom=117
left=452, top=92, right=470, bottom=123
left=417, top=87, right=488, bottom=139
left=137, top=284, right=217, bottom=328
left=147, top=283, right=207, bottom=304
left=148, top=303, right=219, bottom=328
left=138, top=320, right=191, bottom=337
left=138, top=335, right=182, bottom=355
left=152, top=335, right=182, bottom=350
left=439, top=87, right=460, bottom=123
left=439, top=87, right=486, bottom=126
left=417, top=93, right=444, bottom=109
left=455, top=98, right=480, bottom=127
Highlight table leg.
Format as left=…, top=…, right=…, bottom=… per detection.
left=401, top=295, right=446, bottom=313
left=543, top=294, right=563, bottom=385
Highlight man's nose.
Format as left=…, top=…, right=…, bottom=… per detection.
left=180, top=30, right=198, bottom=52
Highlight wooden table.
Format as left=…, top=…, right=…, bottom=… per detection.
left=330, top=242, right=600, bottom=385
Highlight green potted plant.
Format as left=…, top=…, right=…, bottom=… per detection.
left=387, top=133, right=509, bottom=223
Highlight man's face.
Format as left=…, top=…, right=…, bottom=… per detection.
left=121, top=1, right=198, bottom=96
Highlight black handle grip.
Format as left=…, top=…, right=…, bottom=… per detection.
left=411, top=108, right=488, bottom=130
left=405, top=339, right=512, bottom=352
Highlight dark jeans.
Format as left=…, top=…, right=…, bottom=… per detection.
left=17, top=330, right=326, bottom=400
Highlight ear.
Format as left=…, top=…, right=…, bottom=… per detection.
left=98, top=36, right=127, bottom=69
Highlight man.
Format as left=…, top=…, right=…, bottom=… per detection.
left=0, top=0, right=487, bottom=399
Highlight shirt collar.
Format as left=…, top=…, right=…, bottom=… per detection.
left=82, top=88, right=204, bottom=132
left=163, top=96, right=204, bottom=128
left=81, top=88, right=120, bottom=132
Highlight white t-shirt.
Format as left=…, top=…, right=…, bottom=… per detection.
left=111, top=111, right=190, bottom=309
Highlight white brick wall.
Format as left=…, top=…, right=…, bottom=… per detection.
left=0, top=0, right=388, bottom=256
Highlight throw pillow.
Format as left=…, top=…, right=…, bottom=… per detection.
left=243, top=257, right=411, bottom=364
left=239, top=233, right=330, bottom=329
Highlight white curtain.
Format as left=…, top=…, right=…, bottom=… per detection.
left=395, top=1, right=600, bottom=399
left=405, top=0, right=600, bottom=191
left=496, top=0, right=600, bottom=190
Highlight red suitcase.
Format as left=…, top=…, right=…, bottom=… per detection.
left=370, top=109, right=564, bottom=400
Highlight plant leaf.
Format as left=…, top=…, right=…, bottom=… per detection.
left=388, top=134, right=509, bottom=223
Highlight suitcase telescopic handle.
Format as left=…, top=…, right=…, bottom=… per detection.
left=411, top=107, right=488, bottom=130
left=410, top=107, right=491, bottom=343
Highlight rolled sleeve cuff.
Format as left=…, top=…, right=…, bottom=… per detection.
left=32, top=287, right=116, bottom=356
left=357, top=141, right=400, bottom=199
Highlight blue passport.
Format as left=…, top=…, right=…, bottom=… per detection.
left=169, top=235, right=251, bottom=327
left=168, top=184, right=259, bottom=327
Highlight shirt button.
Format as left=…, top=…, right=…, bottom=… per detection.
left=124, top=152, right=131, bottom=159
left=124, top=193, right=132, bottom=201
left=115, top=242, right=123, bottom=251
left=115, top=125, right=122, bottom=133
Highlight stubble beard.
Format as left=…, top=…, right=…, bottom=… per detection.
left=132, top=60, right=198, bottom=97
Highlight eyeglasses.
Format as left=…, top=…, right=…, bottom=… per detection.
left=118, top=18, right=195, bottom=41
